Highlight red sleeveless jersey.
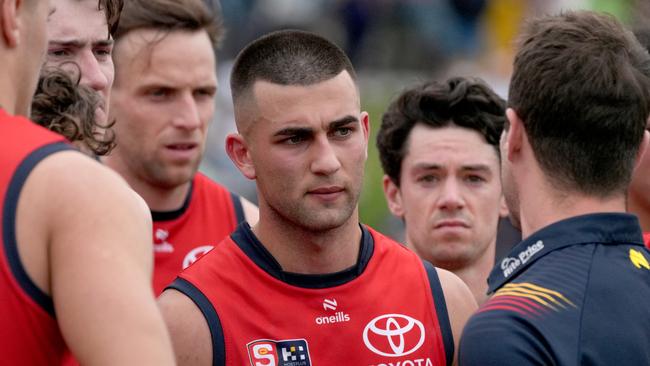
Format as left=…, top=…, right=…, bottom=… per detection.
left=171, top=224, right=453, bottom=366
left=0, top=109, right=71, bottom=364
left=151, top=172, right=245, bottom=294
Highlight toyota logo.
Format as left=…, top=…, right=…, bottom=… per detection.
left=363, top=314, right=425, bottom=357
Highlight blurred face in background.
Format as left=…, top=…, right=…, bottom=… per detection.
left=108, top=29, right=216, bottom=189
left=13, top=0, right=52, bottom=116
left=45, top=0, right=114, bottom=123
left=384, top=124, right=506, bottom=269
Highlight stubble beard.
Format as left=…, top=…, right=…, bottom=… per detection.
left=270, top=186, right=361, bottom=233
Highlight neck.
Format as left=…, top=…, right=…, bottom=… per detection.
left=410, top=240, right=495, bottom=306
left=518, top=181, right=626, bottom=239
left=628, top=192, right=650, bottom=232
left=253, top=203, right=362, bottom=274
left=451, top=249, right=494, bottom=306
left=0, top=61, right=18, bottom=115
left=102, top=156, right=192, bottom=212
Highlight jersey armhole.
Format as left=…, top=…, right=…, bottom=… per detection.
left=166, top=278, right=226, bottom=366
left=230, top=192, right=245, bottom=225
left=3, top=142, right=71, bottom=317
left=423, top=260, right=454, bottom=366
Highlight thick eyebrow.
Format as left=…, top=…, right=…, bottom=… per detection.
left=461, top=164, right=493, bottom=173
left=273, top=115, right=359, bottom=137
left=48, top=39, right=114, bottom=48
left=412, top=163, right=493, bottom=173
left=328, top=115, right=359, bottom=130
left=274, top=126, right=312, bottom=137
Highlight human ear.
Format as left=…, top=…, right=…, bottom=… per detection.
left=383, top=175, right=404, bottom=218
left=1, top=0, right=20, bottom=47
left=225, top=133, right=256, bottom=180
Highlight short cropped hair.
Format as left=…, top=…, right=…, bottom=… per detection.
left=230, top=29, right=357, bottom=102
left=377, top=77, right=506, bottom=185
left=509, top=11, right=650, bottom=196
left=32, top=69, right=116, bottom=156
left=112, top=0, right=223, bottom=48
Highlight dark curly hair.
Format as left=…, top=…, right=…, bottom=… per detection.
left=377, top=77, right=506, bottom=185
left=31, top=69, right=116, bottom=156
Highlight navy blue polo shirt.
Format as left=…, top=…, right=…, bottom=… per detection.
left=459, top=213, right=650, bottom=366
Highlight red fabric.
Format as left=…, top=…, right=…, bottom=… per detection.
left=152, top=173, right=238, bottom=294
left=180, top=227, right=449, bottom=366
left=0, top=109, right=69, bottom=364
left=644, top=232, right=650, bottom=249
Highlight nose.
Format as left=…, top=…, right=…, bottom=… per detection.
left=78, top=50, right=109, bottom=92
left=171, top=92, right=202, bottom=130
left=310, top=136, right=341, bottom=176
left=437, top=177, right=465, bottom=211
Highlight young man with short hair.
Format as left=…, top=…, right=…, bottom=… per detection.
left=460, top=11, right=650, bottom=365
left=159, top=29, right=477, bottom=366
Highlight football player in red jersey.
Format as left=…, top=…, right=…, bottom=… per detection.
left=159, top=29, right=477, bottom=366
left=0, top=0, right=174, bottom=364
left=105, top=0, right=258, bottom=295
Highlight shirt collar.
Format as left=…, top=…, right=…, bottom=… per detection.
left=231, top=222, right=374, bottom=289
left=488, top=213, right=644, bottom=293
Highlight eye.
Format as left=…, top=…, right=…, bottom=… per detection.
left=145, top=88, right=173, bottom=101
left=333, top=127, right=352, bottom=137
left=285, top=135, right=306, bottom=145
left=465, top=175, right=486, bottom=184
left=94, top=48, right=112, bottom=58
left=48, top=48, right=71, bottom=57
left=193, top=88, right=216, bottom=99
left=417, top=174, right=437, bottom=183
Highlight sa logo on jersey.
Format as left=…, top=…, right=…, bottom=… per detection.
left=247, top=339, right=312, bottom=366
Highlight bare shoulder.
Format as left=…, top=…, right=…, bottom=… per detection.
left=436, top=268, right=477, bottom=309
left=436, top=268, right=478, bottom=366
left=159, top=288, right=213, bottom=366
left=34, top=150, right=146, bottom=210
left=21, top=151, right=175, bottom=363
left=240, top=195, right=259, bottom=225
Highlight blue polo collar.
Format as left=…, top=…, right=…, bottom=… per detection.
left=488, top=213, right=645, bottom=293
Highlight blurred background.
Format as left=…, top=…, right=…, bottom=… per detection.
left=200, top=0, right=650, bottom=241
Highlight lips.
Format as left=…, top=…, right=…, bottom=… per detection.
left=166, top=143, right=197, bottom=150
left=309, top=186, right=344, bottom=194
left=434, top=219, right=470, bottom=229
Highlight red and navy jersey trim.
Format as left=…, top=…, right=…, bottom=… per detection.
left=151, top=180, right=246, bottom=224
left=230, top=223, right=374, bottom=289
left=168, top=277, right=225, bottom=366
left=423, top=261, right=453, bottom=366
left=230, top=192, right=245, bottom=224
left=3, top=142, right=72, bottom=316
left=151, top=182, right=195, bottom=221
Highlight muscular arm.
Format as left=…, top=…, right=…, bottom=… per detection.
left=17, top=151, right=175, bottom=365
left=436, top=268, right=478, bottom=366
left=159, top=288, right=213, bottom=366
